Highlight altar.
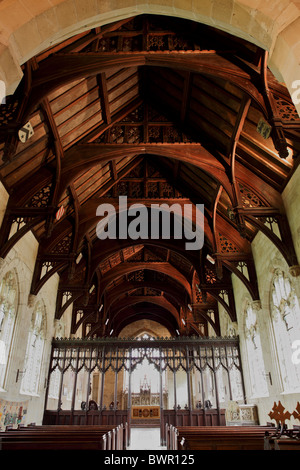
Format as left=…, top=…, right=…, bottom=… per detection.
left=122, top=374, right=168, bottom=409
left=131, top=405, right=160, bottom=420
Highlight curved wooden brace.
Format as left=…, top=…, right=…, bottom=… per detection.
left=245, top=214, right=298, bottom=267
left=208, top=290, right=237, bottom=323
left=40, top=98, right=63, bottom=236
left=106, top=280, right=185, bottom=311
left=228, top=96, right=252, bottom=202
left=188, top=323, right=204, bottom=337
left=222, top=259, right=260, bottom=301
left=18, top=51, right=268, bottom=126
left=55, top=290, right=86, bottom=320
left=76, top=197, right=212, bottom=251
left=0, top=215, right=44, bottom=259
left=193, top=309, right=220, bottom=336
left=68, top=185, right=80, bottom=251
left=105, top=307, right=179, bottom=338
left=259, top=50, right=289, bottom=159
left=72, top=308, right=95, bottom=335
left=41, top=220, right=74, bottom=254
left=98, top=262, right=192, bottom=300
left=89, top=238, right=202, bottom=283
left=31, top=260, right=67, bottom=296
left=31, top=238, right=200, bottom=297
left=8, top=167, right=54, bottom=207
left=109, top=296, right=180, bottom=323
left=58, top=144, right=234, bottom=204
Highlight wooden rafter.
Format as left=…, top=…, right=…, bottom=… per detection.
left=1, top=14, right=299, bottom=337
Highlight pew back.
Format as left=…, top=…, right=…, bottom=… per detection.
left=0, top=423, right=127, bottom=450
left=166, top=425, right=273, bottom=451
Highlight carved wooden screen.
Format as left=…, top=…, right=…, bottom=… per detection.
left=44, top=336, right=244, bottom=420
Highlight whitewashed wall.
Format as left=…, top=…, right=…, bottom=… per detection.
left=216, top=166, right=300, bottom=426
left=0, top=181, right=70, bottom=425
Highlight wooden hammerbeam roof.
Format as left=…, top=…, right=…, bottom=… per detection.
left=0, top=14, right=299, bottom=338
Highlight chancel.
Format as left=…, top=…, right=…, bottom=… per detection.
left=0, top=2, right=300, bottom=451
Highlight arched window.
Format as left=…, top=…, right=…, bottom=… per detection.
left=270, top=269, right=300, bottom=392
left=0, top=271, right=18, bottom=389
left=47, top=319, right=65, bottom=402
left=244, top=302, right=269, bottom=397
left=131, top=332, right=160, bottom=394
left=20, top=301, right=46, bottom=395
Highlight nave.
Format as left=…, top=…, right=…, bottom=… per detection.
left=127, top=427, right=165, bottom=451
left=0, top=5, right=300, bottom=453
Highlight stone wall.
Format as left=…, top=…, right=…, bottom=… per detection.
left=218, top=165, right=300, bottom=426
left=0, top=181, right=71, bottom=425
left=0, top=0, right=299, bottom=119
left=282, top=165, right=300, bottom=263
left=1, top=165, right=300, bottom=425
left=119, top=319, right=171, bottom=338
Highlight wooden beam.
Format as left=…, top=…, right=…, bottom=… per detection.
left=227, top=94, right=251, bottom=224
left=58, top=143, right=234, bottom=203
left=110, top=160, right=118, bottom=180
left=259, top=50, right=289, bottom=159
left=180, top=71, right=192, bottom=123
left=109, top=295, right=180, bottom=322
left=97, top=72, right=111, bottom=124
left=13, top=51, right=267, bottom=128
left=228, top=95, right=251, bottom=189
left=40, top=97, right=64, bottom=215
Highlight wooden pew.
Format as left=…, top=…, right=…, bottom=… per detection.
left=274, top=438, right=300, bottom=450
left=264, top=427, right=300, bottom=450
left=0, top=432, right=105, bottom=450
left=23, top=423, right=129, bottom=449
left=0, top=423, right=126, bottom=450
left=1, top=428, right=111, bottom=450
left=166, top=425, right=273, bottom=451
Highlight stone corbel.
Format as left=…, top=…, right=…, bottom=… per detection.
left=289, top=265, right=300, bottom=277
left=28, top=293, right=36, bottom=307
left=251, top=300, right=262, bottom=312
left=271, top=121, right=289, bottom=159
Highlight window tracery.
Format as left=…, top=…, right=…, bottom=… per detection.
left=244, top=301, right=269, bottom=397
left=0, top=271, right=18, bottom=389
left=270, top=269, right=300, bottom=392
left=20, top=301, right=46, bottom=395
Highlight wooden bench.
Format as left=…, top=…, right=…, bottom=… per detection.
left=0, top=423, right=127, bottom=450
left=273, top=438, right=300, bottom=450
left=10, top=423, right=117, bottom=447
left=27, top=423, right=129, bottom=449
left=264, top=427, right=300, bottom=450
left=166, top=425, right=274, bottom=451
left=0, top=428, right=111, bottom=450
left=18, top=422, right=129, bottom=450
left=24, top=423, right=130, bottom=449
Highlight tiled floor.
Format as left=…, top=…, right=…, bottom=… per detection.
left=127, top=427, right=167, bottom=450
